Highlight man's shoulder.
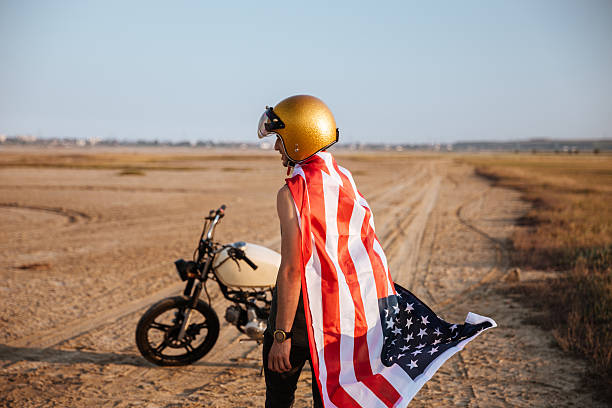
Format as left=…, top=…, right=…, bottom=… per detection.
left=276, top=185, right=295, bottom=217
left=277, top=184, right=291, bottom=203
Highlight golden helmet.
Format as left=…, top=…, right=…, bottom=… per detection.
left=257, top=95, right=339, bottom=163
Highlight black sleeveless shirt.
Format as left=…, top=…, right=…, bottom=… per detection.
left=267, top=285, right=309, bottom=348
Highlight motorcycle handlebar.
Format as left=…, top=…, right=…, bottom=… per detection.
left=227, top=247, right=258, bottom=270
left=204, top=205, right=227, bottom=240
left=206, top=205, right=227, bottom=221
left=217, top=205, right=226, bottom=217
left=242, top=254, right=258, bottom=270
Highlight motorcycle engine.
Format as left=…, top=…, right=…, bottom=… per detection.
left=244, top=307, right=267, bottom=340
left=224, top=305, right=246, bottom=326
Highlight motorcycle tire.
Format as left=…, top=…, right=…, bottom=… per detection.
left=135, top=296, right=220, bottom=366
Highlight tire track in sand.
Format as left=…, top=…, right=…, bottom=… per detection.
left=432, top=191, right=510, bottom=313
left=0, top=202, right=91, bottom=224
left=384, top=164, right=442, bottom=289
left=408, top=173, right=503, bottom=407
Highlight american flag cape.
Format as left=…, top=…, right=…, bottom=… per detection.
left=285, top=152, right=497, bottom=408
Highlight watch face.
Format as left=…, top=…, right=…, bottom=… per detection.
left=274, top=330, right=286, bottom=343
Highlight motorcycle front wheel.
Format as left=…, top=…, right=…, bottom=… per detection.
left=135, top=296, right=220, bottom=366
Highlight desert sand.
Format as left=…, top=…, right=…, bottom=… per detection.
left=0, top=148, right=604, bottom=407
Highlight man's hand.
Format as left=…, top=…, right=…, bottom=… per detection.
left=268, top=339, right=292, bottom=373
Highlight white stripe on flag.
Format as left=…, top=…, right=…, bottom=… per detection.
left=290, top=168, right=306, bottom=229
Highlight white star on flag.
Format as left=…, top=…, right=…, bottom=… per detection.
left=417, top=328, right=427, bottom=338
left=434, top=327, right=442, bottom=336
left=428, top=347, right=439, bottom=355
left=392, top=327, right=402, bottom=335
left=411, top=350, right=422, bottom=356
left=393, top=305, right=400, bottom=314
left=450, top=324, right=457, bottom=332
left=405, top=303, right=414, bottom=313
left=433, top=338, right=441, bottom=345
left=409, top=360, right=418, bottom=369
left=421, top=315, right=429, bottom=325
left=387, top=319, right=395, bottom=329
left=404, top=333, right=413, bottom=342
left=405, top=318, right=413, bottom=329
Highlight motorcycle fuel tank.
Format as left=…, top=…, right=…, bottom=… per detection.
left=213, top=242, right=280, bottom=289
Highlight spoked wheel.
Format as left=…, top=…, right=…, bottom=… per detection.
left=136, top=296, right=220, bottom=366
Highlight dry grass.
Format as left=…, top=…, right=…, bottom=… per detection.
left=0, top=151, right=276, bottom=171
left=461, top=153, right=612, bottom=400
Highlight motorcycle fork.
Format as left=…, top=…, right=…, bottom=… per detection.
left=177, top=281, right=202, bottom=342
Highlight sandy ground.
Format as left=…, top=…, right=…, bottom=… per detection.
left=0, top=148, right=604, bottom=407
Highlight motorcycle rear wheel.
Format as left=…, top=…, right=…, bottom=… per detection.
left=136, top=296, right=220, bottom=366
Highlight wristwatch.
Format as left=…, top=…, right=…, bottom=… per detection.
left=273, top=329, right=292, bottom=343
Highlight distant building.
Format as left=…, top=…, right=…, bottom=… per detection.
left=17, top=134, right=37, bottom=143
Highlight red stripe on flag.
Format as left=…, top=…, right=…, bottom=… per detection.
left=361, top=211, right=391, bottom=299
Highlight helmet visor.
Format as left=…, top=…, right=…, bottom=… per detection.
left=257, top=107, right=285, bottom=139
left=257, top=110, right=274, bottom=139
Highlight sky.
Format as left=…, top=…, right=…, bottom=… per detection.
left=1, top=0, right=611, bottom=144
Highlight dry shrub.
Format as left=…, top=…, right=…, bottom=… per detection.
left=17, top=262, right=51, bottom=271
left=118, top=168, right=146, bottom=176
left=553, top=257, right=612, bottom=400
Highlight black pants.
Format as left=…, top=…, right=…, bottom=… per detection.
left=262, top=333, right=324, bottom=408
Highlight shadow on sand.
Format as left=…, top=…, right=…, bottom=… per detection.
left=0, top=344, right=261, bottom=370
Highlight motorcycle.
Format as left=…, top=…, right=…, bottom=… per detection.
left=135, top=205, right=280, bottom=366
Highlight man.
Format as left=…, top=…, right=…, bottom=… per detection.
left=258, top=95, right=496, bottom=408
left=259, top=95, right=331, bottom=408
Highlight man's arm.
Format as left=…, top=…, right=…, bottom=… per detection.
left=268, top=184, right=302, bottom=373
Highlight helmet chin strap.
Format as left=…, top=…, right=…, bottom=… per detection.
left=286, top=161, right=295, bottom=176
left=284, top=156, right=296, bottom=176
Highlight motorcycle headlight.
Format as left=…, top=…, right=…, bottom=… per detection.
left=174, top=259, right=197, bottom=281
